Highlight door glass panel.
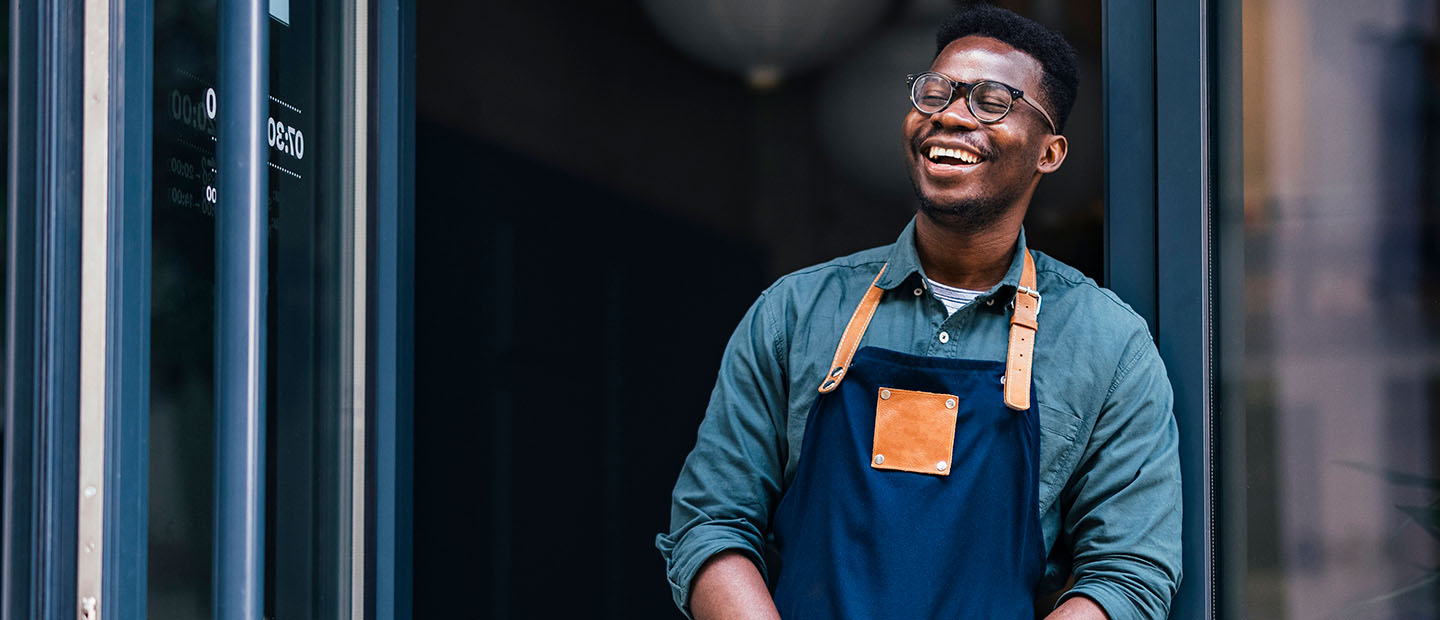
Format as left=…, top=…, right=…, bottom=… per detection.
left=151, top=0, right=356, bottom=616
left=151, top=1, right=219, bottom=612
left=1226, top=0, right=1440, bottom=616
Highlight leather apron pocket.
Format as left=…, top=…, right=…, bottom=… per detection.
left=871, top=387, right=958, bottom=476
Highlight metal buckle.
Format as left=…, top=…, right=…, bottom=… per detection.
left=1010, top=285, right=1042, bottom=315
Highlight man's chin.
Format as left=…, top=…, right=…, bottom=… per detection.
left=912, top=187, right=1010, bottom=232
left=917, top=201, right=981, bottom=226
left=908, top=171, right=986, bottom=209
left=915, top=189, right=988, bottom=218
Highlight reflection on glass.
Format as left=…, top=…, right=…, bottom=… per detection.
left=151, top=0, right=218, bottom=615
left=151, top=0, right=354, bottom=616
left=1234, top=0, right=1440, bottom=616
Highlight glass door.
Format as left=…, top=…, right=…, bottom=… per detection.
left=2, top=0, right=404, bottom=615
left=150, top=0, right=361, bottom=616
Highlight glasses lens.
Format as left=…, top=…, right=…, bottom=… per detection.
left=912, top=74, right=953, bottom=113
left=969, top=82, right=1014, bottom=122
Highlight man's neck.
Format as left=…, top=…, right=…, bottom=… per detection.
left=913, top=212, right=1021, bottom=291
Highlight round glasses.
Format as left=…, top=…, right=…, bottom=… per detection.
left=907, top=72, right=1057, bottom=134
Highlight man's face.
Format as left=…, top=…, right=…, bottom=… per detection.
left=903, top=35, right=1058, bottom=228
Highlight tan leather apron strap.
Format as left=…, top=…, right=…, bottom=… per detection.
left=1004, top=251, right=1039, bottom=410
left=816, top=251, right=1040, bottom=405
left=818, top=265, right=888, bottom=393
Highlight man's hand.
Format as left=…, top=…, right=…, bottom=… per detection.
left=1044, top=595, right=1110, bottom=620
left=690, top=551, right=781, bottom=620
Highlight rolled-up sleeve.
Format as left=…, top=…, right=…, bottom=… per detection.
left=1057, top=331, right=1183, bottom=620
left=656, top=292, right=789, bottom=617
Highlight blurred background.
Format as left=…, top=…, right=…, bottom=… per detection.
left=1232, top=0, right=1440, bottom=617
left=410, top=0, right=1102, bottom=617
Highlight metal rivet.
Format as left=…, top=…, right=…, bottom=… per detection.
left=986, top=298, right=994, bottom=306
left=880, top=389, right=891, bottom=400
left=937, top=460, right=948, bottom=471
left=874, top=454, right=885, bottom=465
left=913, top=287, right=924, bottom=296
left=945, top=398, right=956, bottom=409
left=830, top=366, right=845, bottom=378
left=938, top=332, right=950, bottom=344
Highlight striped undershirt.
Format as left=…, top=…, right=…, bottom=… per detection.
left=925, top=278, right=986, bottom=315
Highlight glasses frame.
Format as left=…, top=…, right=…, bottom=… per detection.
left=906, top=72, right=1058, bottom=135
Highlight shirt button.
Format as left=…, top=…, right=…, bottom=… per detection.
left=938, top=331, right=950, bottom=344
left=913, top=287, right=924, bottom=296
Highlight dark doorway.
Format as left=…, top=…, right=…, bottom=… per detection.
left=413, top=1, right=1103, bottom=617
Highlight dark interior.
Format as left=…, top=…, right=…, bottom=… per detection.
left=412, top=1, right=1102, bottom=616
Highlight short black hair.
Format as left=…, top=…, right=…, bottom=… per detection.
left=934, top=4, right=1079, bottom=133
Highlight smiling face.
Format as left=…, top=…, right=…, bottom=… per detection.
left=903, top=35, right=1067, bottom=232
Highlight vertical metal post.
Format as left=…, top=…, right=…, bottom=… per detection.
left=1102, top=0, right=1157, bottom=332
left=102, top=0, right=153, bottom=612
left=213, top=0, right=268, bottom=617
left=370, top=0, right=414, bottom=615
left=6, top=0, right=85, bottom=616
left=103, top=0, right=153, bottom=616
left=78, top=0, right=111, bottom=614
left=9, top=0, right=149, bottom=615
left=351, top=0, right=370, bottom=615
left=1154, top=0, right=1215, bottom=618
left=1104, top=0, right=1215, bottom=617
left=4, top=0, right=43, bottom=615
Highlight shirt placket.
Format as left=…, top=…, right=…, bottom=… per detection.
left=929, top=291, right=979, bottom=357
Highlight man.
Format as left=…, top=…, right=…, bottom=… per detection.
left=656, top=5, right=1182, bottom=619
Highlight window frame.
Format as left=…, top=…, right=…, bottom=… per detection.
left=1102, top=0, right=1220, bottom=617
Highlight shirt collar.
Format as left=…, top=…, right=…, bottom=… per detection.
left=877, top=217, right=1031, bottom=312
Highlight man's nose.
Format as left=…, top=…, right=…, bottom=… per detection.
left=933, top=100, right=980, bottom=130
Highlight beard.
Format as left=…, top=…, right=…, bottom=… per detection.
left=909, top=178, right=1020, bottom=234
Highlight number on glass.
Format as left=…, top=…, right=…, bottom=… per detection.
left=265, top=116, right=305, bottom=161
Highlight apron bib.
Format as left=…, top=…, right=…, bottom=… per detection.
left=771, top=253, right=1045, bottom=619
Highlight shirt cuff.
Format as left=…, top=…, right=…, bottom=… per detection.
left=656, top=519, right=768, bottom=619
left=1058, top=579, right=1164, bottom=620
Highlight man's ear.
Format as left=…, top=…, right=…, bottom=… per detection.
left=1036, top=134, right=1068, bottom=174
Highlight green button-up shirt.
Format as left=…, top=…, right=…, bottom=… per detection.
left=657, top=219, right=1182, bottom=619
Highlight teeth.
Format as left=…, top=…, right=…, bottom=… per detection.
left=927, top=146, right=981, bottom=164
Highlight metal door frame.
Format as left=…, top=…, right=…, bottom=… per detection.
left=6, top=0, right=89, bottom=616
left=102, top=0, right=154, bottom=616
left=367, top=0, right=414, bottom=616
left=1103, top=0, right=1221, bottom=617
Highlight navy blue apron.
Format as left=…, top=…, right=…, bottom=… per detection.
left=771, top=254, right=1045, bottom=619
